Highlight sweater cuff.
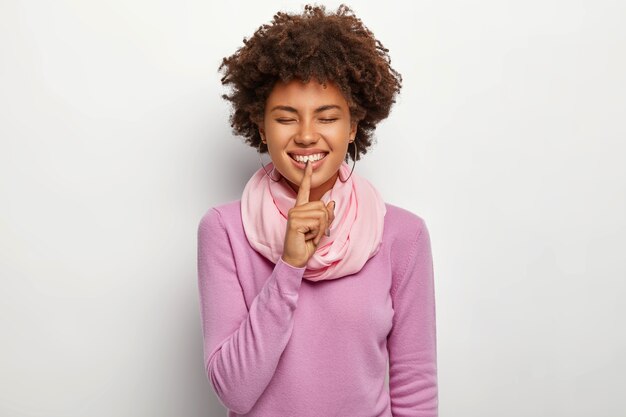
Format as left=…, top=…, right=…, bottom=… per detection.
left=272, top=257, right=306, bottom=295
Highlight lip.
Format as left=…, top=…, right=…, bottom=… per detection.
left=288, top=152, right=328, bottom=170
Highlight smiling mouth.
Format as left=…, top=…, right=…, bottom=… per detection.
left=288, top=153, right=329, bottom=163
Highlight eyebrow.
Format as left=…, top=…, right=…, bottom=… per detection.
left=269, top=104, right=342, bottom=113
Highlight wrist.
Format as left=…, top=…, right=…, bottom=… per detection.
left=281, top=255, right=305, bottom=269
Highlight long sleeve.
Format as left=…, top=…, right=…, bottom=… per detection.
left=197, top=208, right=306, bottom=415
left=387, top=219, right=438, bottom=417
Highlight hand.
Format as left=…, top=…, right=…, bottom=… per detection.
left=281, top=160, right=336, bottom=268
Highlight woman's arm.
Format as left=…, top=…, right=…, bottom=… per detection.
left=387, top=219, right=438, bottom=417
left=197, top=208, right=305, bottom=415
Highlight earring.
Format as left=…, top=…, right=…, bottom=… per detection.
left=258, top=141, right=281, bottom=182
left=338, top=140, right=358, bottom=183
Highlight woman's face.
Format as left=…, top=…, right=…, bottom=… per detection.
left=258, top=78, right=357, bottom=201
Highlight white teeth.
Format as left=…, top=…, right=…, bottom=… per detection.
left=291, top=153, right=327, bottom=163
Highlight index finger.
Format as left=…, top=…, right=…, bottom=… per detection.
left=295, top=159, right=312, bottom=206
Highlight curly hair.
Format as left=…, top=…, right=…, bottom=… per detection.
left=218, top=3, right=402, bottom=161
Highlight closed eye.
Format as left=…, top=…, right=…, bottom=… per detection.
left=320, top=118, right=338, bottom=123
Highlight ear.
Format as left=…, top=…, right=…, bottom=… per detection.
left=257, top=121, right=266, bottom=143
left=349, top=119, right=358, bottom=141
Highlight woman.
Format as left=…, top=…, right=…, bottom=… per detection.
left=197, top=4, right=438, bottom=416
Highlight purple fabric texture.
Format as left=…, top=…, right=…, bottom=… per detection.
left=197, top=200, right=438, bottom=416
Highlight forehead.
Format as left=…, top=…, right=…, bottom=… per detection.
left=266, top=78, right=348, bottom=109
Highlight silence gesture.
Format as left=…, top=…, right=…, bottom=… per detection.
left=281, top=160, right=336, bottom=268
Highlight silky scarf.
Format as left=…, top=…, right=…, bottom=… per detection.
left=241, top=160, right=386, bottom=281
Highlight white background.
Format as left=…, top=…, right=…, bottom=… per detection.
left=1, top=0, right=625, bottom=416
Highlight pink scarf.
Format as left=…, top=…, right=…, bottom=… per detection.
left=241, top=161, right=386, bottom=282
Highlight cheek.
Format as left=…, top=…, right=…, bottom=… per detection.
left=266, top=125, right=295, bottom=142
left=324, top=121, right=352, bottom=140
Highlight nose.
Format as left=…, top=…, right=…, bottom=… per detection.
left=294, top=118, right=319, bottom=145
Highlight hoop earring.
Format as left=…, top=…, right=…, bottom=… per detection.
left=258, top=142, right=281, bottom=182
left=338, top=141, right=358, bottom=183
